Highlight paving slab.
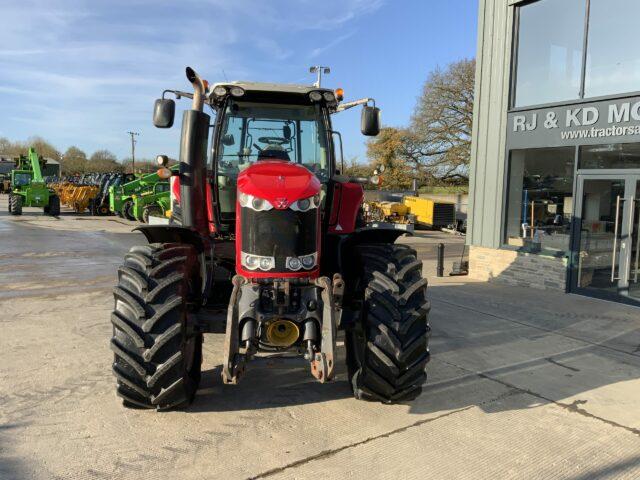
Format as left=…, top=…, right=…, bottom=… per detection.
left=0, top=195, right=639, bottom=479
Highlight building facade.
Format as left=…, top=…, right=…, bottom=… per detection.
left=469, top=0, right=640, bottom=306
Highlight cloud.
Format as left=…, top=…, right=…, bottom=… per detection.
left=0, top=0, right=385, bottom=158
left=309, top=31, right=356, bottom=59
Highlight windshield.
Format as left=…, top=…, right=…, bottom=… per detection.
left=217, top=100, right=330, bottom=179
left=13, top=173, right=32, bottom=186
left=215, top=100, right=331, bottom=219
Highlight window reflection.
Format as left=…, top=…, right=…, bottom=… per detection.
left=580, top=143, right=640, bottom=170
left=505, top=147, right=575, bottom=253
left=585, top=0, right=640, bottom=98
left=514, top=0, right=586, bottom=107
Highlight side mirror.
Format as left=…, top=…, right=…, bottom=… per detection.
left=361, top=106, right=381, bottom=136
left=153, top=98, right=175, bottom=128
left=222, top=134, right=235, bottom=146
left=283, top=125, right=292, bottom=141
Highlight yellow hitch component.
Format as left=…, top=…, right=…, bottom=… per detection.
left=266, top=319, right=300, bottom=347
left=165, top=209, right=172, bottom=218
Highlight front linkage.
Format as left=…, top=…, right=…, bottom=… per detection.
left=221, top=274, right=344, bottom=384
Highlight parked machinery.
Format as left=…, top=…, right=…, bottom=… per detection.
left=403, top=196, right=456, bottom=229
left=130, top=181, right=171, bottom=223
left=50, top=175, right=97, bottom=214
left=109, top=168, right=174, bottom=220
left=8, top=148, right=60, bottom=216
left=365, top=200, right=412, bottom=223
left=109, top=67, right=431, bottom=410
left=90, top=173, right=134, bottom=216
left=0, top=173, right=10, bottom=194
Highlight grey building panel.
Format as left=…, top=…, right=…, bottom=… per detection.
left=468, top=0, right=512, bottom=248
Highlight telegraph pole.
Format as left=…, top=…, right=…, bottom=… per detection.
left=127, top=131, right=139, bottom=174
left=309, top=66, right=330, bottom=87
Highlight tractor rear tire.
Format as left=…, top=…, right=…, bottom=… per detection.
left=47, top=196, right=60, bottom=216
left=9, top=194, right=22, bottom=216
left=346, top=244, right=431, bottom=403
left=110, top=243, right=203, bottom=410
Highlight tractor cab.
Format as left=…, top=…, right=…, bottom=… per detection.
left=211, top=85, right=335, bottom=229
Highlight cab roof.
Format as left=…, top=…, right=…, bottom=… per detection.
left=208, top=81, right=333, bottom=96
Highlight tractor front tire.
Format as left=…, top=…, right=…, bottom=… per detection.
left=123, top=199, right=135, bottom=221
left=9, top=194, right=22, bottom=216
left=97, top=204, right=110, bottom=216
left=110, top=243, right=203, bottom=410
left=142, top=206, right=162, bottom=224
left=47, top=196, right=60, bottom=216
left=346, top=244, right=431, bottom=403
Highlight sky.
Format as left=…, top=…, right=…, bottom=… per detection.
left=0, top=0, right=478, bottom=163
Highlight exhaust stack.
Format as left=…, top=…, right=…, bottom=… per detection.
left=179, top=67, right=209, bottom=232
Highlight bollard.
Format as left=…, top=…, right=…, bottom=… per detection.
left=436, top=243, right=445, bottom=277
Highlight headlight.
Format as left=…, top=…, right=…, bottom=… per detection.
left=300, top=253, right=317, bottom=269
left=287, top=257, right=302, bottom=271
left=242, top=252, right=275, bottom=271
left=286, top=253, right=317, bottom=271
left=213, top=86, right=227, bottom=96
left=309, top=91, right=322, bottom=102
left=238, top=192, right=273, bottom=211
left=296, top=198, right=310, bottom=211
left=230, top=86, right=245, bottom=97
left=290, top=194, right=320, bottom=212
left=323, top=91, right=335, bottom=102
left=259, top=257, right=273, bottom=271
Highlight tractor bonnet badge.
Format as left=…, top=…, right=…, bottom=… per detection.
left=275, top=197, right=289, bottom=209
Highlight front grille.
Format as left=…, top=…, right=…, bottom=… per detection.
left=241, top=207, right=318, bottom=272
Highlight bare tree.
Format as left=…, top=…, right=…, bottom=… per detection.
left=62, top=146, right=88, bottom=174
left=88, top=149, right=122, bottom=173
left=406, top=59, right=475, bottom=181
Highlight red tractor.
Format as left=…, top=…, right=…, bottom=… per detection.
left=110, top=67, right=431, bottom=410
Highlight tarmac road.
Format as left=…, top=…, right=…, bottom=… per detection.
left=1, top=195, right=640, bottom=480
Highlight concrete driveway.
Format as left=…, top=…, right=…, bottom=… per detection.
left=1, top=196, right=639, bottom=479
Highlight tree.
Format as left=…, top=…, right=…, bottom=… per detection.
left=406, top=59, right=475, bottom=181
left=0, top=137, right=13, bottom=155
left=62, top=146, right=88, bottom=174
left=343, top=156, right=372, bottom=179
left=366, top=127, right=415, bottom=190
left=121, top=157, right=166, bottom=174
left=26, top=136, right=61, bottom=160
left=88, top=149, right=122, bottom=173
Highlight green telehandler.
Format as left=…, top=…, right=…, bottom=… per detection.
left=109, top=165, right=177, bottom=220
left=8, top=148, right=60, bottom=216
left=131, top=182, right=171, bottom=223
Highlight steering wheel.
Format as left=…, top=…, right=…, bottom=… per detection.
left=258, top=136, right=287, bottom=145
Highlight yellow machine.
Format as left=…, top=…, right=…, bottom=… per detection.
left=365, top=200, right=411, bottom=223
left=403, top=196, right=456, bottom=228
left=50, top=183, right=99, bottom=213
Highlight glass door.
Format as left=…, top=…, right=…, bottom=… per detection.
left=571, top=175, right=640, bottom=304
left=630, top=191, right=640, bottom=302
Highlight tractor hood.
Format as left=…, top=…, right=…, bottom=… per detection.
left=237, top=161, right=321, bottom=209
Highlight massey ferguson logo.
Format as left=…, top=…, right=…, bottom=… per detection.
left=275, top=198, right=289, bottom=209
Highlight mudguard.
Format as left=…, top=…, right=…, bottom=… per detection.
left=134, top=225, right=206, bottom=253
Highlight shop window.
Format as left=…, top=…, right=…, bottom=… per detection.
left=585, top=0, right=640, bottom=98
left=513, top=0, right=586, bottom=107
left=504, top=147, right=576, bottom=253
left=580, top=143, right=640, bottom=169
